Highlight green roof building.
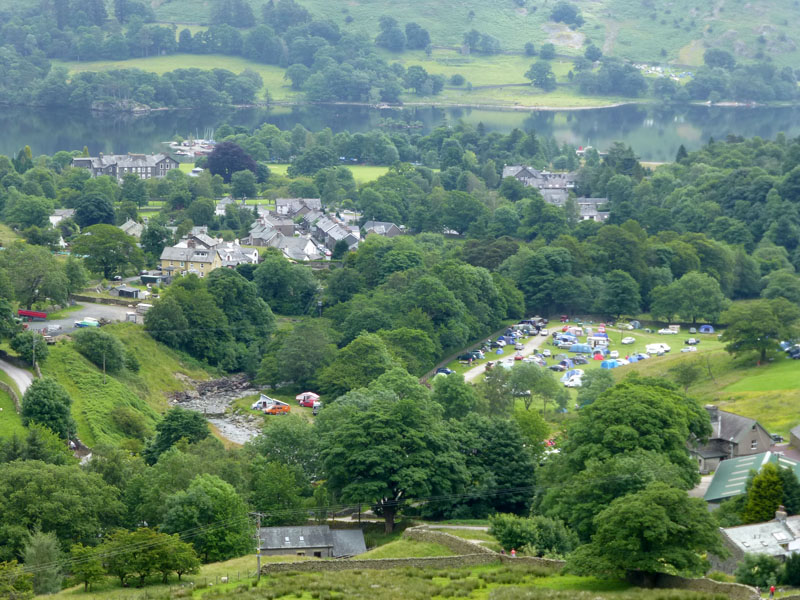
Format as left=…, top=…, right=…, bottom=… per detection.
left=704, top=451, right=800, bottom=503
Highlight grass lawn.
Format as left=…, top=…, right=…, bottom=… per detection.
left=51, top=553, right=309, bottom=600
left=0, top=222, right=20, bottom=245
left=54, top=54, right=298, bottom=102
left=358, top=538, right=455, bottom=559
left=178, top=162, right=386, bottom=183
left=433, top=529, right=497, bottom=543
left=0, top=388, right=23, bottom=438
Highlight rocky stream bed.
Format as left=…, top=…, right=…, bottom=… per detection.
left=170, top=374, right=263, bottom=445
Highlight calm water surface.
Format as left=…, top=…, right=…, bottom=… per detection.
left=4, top=103, right=800, bottom=162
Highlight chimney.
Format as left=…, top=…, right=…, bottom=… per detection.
left=187, top=238, right=195, bottom=248
left=98, top=152, right=103, bottom=159
left=705, top=404, right=719, bottom=423
left=776, top=505, right=788, bottom=522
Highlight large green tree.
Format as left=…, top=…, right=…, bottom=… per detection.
left=317, top=390, right=468, bottom=532
left=741, top=463, right=784, bottom=524
left=21, top=378, right=75, bottom=439
left=143, top=407, right=209, bottom=465
left=594, top=269, right=641, bottom=320
left=567, top=482, right=725, bottom=578
left=650, top=271, right=729, bottom=324
left=318, top=333, right=399, bottom=397
left=71, top=224, right=144, bottom=279
left=23, top=531, right=62, bottom=595
left=161, top=474, right=252, bottom=562
left=720, top=297, right=800, bottom=363
left=0, top=243, right=68, bottom=308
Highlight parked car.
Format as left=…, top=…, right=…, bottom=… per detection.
left=548, top=364, right=566, bottom=372
left=680, top=347, right=697, bottom=353
left=771, top=433, right=785, bottom=443
left=458, top=353, right=474, bottom=361
left=435, top=367, right=455, bottom=376
left=573, top=356, right=589, bottom=365
left=74, top=317, right=100, bottom=328
left=621, top=336, right=635, bottom=345
left=540, top=328, right=549, bottom=336
left=658, top=328, right=677, bottom=335
left=564, top=377, right=582, bottom=388
left=489, top=341, right=502, bottom=349
left=514, top=353, right=524, bottom=361
left=609, top=350, right=619, bottom=359
left=495, top=339, right=506, bottom=347
left=689, top=327, right=697, bottom=334
left=264, top=401, right=290, bottom=415
left=685, top=338, right=700, bottom=345
left=541, top=349, right=552, bottom=357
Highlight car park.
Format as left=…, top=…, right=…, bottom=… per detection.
left=621, top=336, right=635, bottom=344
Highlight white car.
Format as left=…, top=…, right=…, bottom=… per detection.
left=609, top=350, right=619, bottom=359
left=540, top=328, right=549, bottom=336
left=496, top=339, right=506, bottom=347
left=658, top=328, right=677, bottom=335
left=621, top=336, right=635, bottom=345
left=681, top=346, right=698, bottom=353
left=542, top=349, right=551, bottom=357
left=515, top=343, right=524, bottom=351
left=564, top=377, right=582, bottom=388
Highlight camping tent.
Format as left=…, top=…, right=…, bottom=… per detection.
left=561, top=369, right=584, bottom=382
left=593, top=353, right=604, bottom=360
left=630, top=320, right=641, bottom=329
left=559, top=359, right=575, bottom=369
left=601, top=360, right=620, bottom=369
left=699, top=325, right=715, bottom=333
left=569, top=343, right=592, bottom=353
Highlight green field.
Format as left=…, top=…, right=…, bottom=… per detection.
left=178, top=162, right=389, bottom=183
left=358, top=538, right=455, bottom=559
left=54, top=54, right=299, bottom=102
left=0, top=388, right=23, bottom=438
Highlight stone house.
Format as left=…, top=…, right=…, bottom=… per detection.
left=690, top=405, right=773, bottom=474
left=72, top=153, right=179, bottom=181
left=258, top=526, right=366, bottom=558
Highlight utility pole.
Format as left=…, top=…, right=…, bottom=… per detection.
left=253, top=512, right=262, bottom=583
left=102, top=348, right=106, bottom=385
left=31, top=334, right=36, bottom=370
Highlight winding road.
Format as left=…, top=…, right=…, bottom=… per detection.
left=0, top=357, right=33, bottom=395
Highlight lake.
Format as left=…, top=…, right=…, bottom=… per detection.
left=4, top=103, right=800, bottom=163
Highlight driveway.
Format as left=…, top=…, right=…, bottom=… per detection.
left=463, top=333, right=548, bottom=383
left=0, top=357, right=33, bottom=395
left=29, top=303, right=134, bottom=335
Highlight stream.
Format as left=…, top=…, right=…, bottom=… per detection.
left=170, top=375, right=264, bottom=445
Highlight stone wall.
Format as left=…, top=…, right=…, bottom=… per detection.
left=402, top=527, right=498, bottom=556
left=626, top=572, right=758, bottom=600
left=0, top=380, right=20, bottom=412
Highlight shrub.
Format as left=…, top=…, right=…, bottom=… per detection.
left=735, top=553, right=782, bottom=588
left=11, top=330, right=48, bottom=365
left=449, top=74, right=465, bottom=86
left=72, top=328, right=126, bottom=373
left=489, top=513, right=578, bottom=556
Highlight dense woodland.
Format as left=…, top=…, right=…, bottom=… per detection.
left=0, top=0, right=796, bottom=108
left=2, top=128, right=800, bottom=592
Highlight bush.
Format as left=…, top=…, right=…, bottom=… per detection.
left=489, top=513, right=578, bottom=556
left=21, top=378, right=75, bottom=439
left=735, top=553, right=782, bottom=588
left=72, top=328, right=126, bottom=373
left=449, top=74, right=465, bottom=86
left=11, top=330, right=48, bottom=365
left=113, top=406, right=152, bottom=439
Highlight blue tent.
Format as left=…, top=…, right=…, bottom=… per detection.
left=495, top=348, right=504, bottom=355
left=569, top=343, right=592, bottom=353
left=561, top=369, right=583, bottom=382
left=559, top=359, right=575, bottom=369
left=601, top=360, right=620, bottom=369
left=594, top=332, right=609, bottom=338
left=699, top=325, right=715, bottom=333
left=627, top=355, right=639, bottom=363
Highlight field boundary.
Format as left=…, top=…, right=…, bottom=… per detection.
left=0, top=381, right=20, bottom=413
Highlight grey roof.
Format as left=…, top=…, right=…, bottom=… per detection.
left=119, top=219, right=143, bottom=237
left=303, top=210, right=324, bottom=224
left=276, top=198, right=322, bottom=213
left=76, top=153, right=175, bottom=169
left=115, top=285, right=139, bottom=293
left=363, top=221, right=400, bottom=235
left=792, top=425, right=800, bottom=439
left=277, top=236, right=321, bottom=261
left=710, top=409, right=762, bottom=443
left=52, top=208, right=75, bottom=218
left=541, top=189, right=568, bottom=205
left=258, top=526, right=365, bottom=557
left=722, top=515, right=800, bottom=557
left=160, top=246, right=215, bottom=263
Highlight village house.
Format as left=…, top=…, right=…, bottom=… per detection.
left=576, top=198, right=610, bottom=222
left=691, top=405, right=773, bottom=474
left=363, top=220, right=403, bottom=238
left=216, top=241, right=259, bottom=267
left=502, top=165, right=577, bottom=192
left=119, top=218, right=144, bottom=239
left=72, top=153, right=179, bottom=181
left=710, top=508, right=800, bottom=574
left=258, top=526, right=366, bottom=558
left=312, top=215, right=360, bottom=251
left=275, top=198, right=322, bottom=217
left=215, top=196, right=243, bottom=216
left=49, top=208, right=75, bottom=227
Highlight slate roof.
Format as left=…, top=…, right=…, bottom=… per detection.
left=79, top=153, right=174, bottom=169
left=160, top=247, right=215, bottom=263
left=704, top=452, right=800, bottom=502
left=258, top=526, right=366, bottom=557
left=722, top=515, right=800, bottom=557
left=710, top=409, right=762, bottom=442
left=119, top=219, right=143, bottom=237
left=52, top=209, right=75, bottom=218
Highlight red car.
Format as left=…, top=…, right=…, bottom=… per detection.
left=296, top=392, right=321, bottom=407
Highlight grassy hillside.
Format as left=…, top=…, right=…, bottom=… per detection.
left=53, top=55, right=298, bottom=102
left=620, top=345, right=800, bottom=436
left=150, top=0, right=800, bottom=68
left=40, top=323, right=208, bottom=447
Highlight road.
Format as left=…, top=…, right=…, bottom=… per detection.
left=463, top=332, right=548, bottom=383
left=28, top=303, right=134, bottom=335
left=0, top=357, right=33, bottom=395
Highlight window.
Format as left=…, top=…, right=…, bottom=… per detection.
left=180, top=261, right=184, bottom=267
left=751, top=440, right=758, bottom=450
